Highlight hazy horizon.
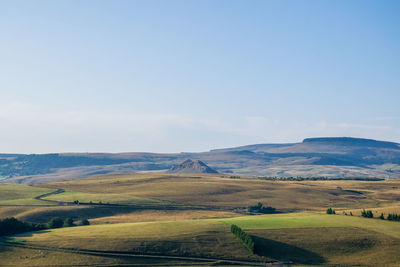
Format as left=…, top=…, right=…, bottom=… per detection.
left=1, top=0, right=399, bottom=153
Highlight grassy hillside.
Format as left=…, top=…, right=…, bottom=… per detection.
left=7, top=220, right=260, bottom=262
left=218, top=213, right=400, bottom=266
left=42, top=173, right=400, bottom=211
left=90, top=210, right=239, bottom=225
left=6, top=213, right=400, bottom=266
left=0, top=184, right=55, bottom=205
left=249, top=227, right=400, bottom=266
left=2, top=174, right=400, bottom=266
left=218, top=213, right=400, bottom=239
left=0, top=245, right=205, bottom=267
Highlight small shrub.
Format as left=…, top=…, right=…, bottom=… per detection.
left=326, top=208, right=336, bottom=214
left=64, top=217, right=75, bottom=227
left=48, top=217, right=64, bottom=228
left=81, top=219, right=90, bottom=225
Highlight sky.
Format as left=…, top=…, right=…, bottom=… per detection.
left=1, top=0, right=399, bottom=153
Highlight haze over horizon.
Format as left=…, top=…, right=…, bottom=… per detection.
left=1, top=0, right=399, bottom=153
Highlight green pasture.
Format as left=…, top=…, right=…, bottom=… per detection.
left=0, top=184, right=56, bottom=206
left=8, top=213, right=400, bottom=266
left=218, top=213, right=400, bottom=239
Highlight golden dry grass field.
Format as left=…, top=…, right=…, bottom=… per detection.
left=1, top=173, right=400, bottom=266
left=41, top=173, right=400, bottom=212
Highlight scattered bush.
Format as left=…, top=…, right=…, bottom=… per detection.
left=379, top=213, right=385, bottom=220
left=231, top=224, right=255, bottom=253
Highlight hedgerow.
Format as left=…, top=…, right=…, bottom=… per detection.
left=230, top=224, right=255, bottom=253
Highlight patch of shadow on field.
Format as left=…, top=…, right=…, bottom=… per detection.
left=20, top=206, right=146, bottom=223
left=10, top=230, right=52, bottom=239
left=0, top=244, right=11, bottom=253
left=251, top=235, right=325, bottom=265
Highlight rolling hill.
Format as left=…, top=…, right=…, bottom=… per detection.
left=168, top=159, right=218, bottom=174
left=1, top=137, right=399, bottom=184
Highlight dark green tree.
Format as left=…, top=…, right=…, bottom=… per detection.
left=326, top=208, right=335, bottom=214
left=361, top=210, right=373, bottom=218
left=48, top=217, right=64, bottom=228
left=64, top=217, right=75, bottom=227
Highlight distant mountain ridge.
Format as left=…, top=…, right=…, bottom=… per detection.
left=303, top=137, right=400, bottom=149
left=1, top=137, right=400, bottom=184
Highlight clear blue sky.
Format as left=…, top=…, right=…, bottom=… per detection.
left=1, top=0, right=399, bottom=153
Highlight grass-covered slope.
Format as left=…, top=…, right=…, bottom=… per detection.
left=218, top=213, right=400, bottom=239
left=0, top=184, right=55, bottom=205
left=7, top=213, right=400, bottom=266
left=42, top=173, right=400, bottom=211
left=1, top=174, right=400, bottom=266
left=0, top=245, right=198, bottom=267
left=8, top=220, right=259, bottom=262
left=219, top=213, right=400, bottom=266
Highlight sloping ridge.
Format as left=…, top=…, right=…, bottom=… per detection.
left=302, top=137, right=400, bottom=149
left=168, top=159, right=218, bottom=174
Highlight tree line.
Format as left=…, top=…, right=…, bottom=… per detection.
left=387, top=214, right=400, bottom=221
left=360, top=210, right=400, bottom=221
left=258, top=176, right=383, bottom=181
left=0, top=217, right=89, bottom=237
left=230, top=224, right=255, bottom=253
